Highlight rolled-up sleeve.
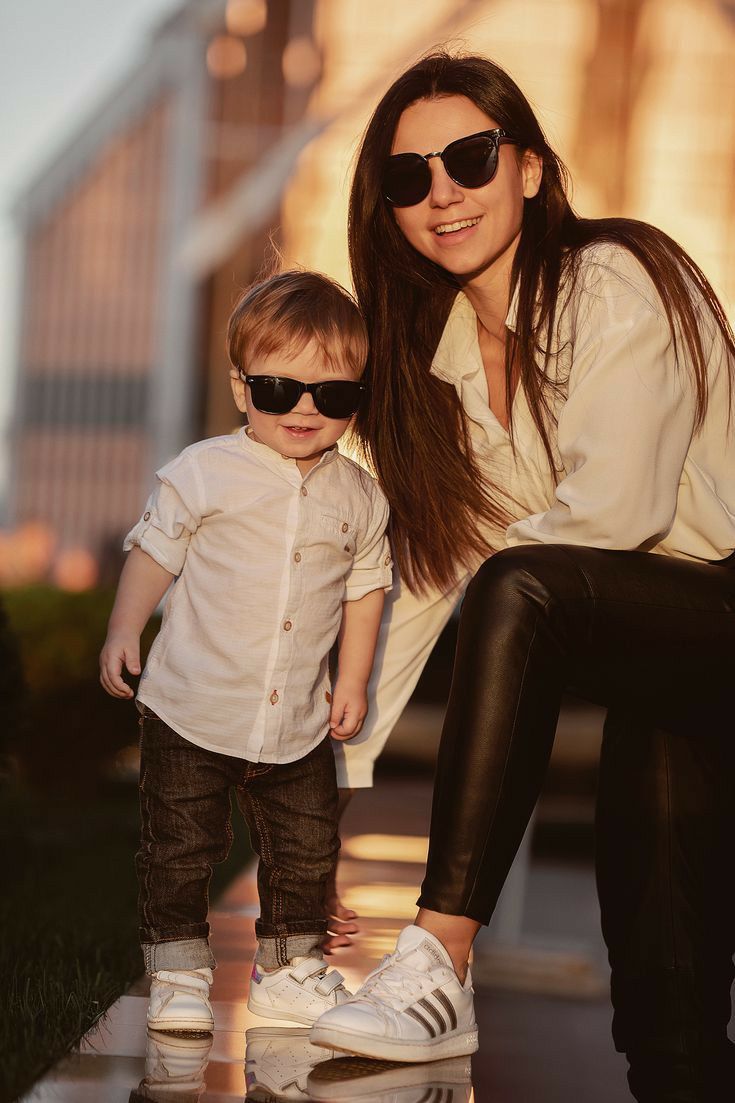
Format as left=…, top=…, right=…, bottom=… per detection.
left=506, top=256, right=697, bottom=551
left=123, top=454, right=203, bottom=576
left=344, top=487, right=393, bottom=601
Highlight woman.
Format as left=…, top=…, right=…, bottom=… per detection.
left=314, top=52, right=735, bottom=1099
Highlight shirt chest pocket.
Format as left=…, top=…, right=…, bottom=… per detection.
left=311, top=513, right=356, bottom=561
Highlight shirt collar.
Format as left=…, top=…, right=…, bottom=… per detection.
left=239, top=427, right=339, bottom=480
left=430, top=286, right=519, bottom=385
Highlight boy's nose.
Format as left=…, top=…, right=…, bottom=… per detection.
left=292, top=390, right=318, bottom=414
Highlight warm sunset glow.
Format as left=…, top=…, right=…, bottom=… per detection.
left=282, top=35, right=321, bottom=88
left=225, top=0, right=267, bottom=37
left=341, top=833, right=429, bottom=863
left=342, top=883, right=420, bottom=918
left=53, top=548, right=98, bottom=591
left=206, top=34, right=247, bottom=79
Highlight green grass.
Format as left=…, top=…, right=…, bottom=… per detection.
left=0, top=779, right=253, bottom=1103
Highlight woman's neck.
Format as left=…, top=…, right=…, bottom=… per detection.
left=460, top=231, right=519, bottom=341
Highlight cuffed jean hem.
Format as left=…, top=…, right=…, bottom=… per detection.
left=142, top=937, right=216, bottom=974
left=255, top=933, right=325, bottom=969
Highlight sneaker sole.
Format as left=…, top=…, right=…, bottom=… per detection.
left=307, top=1055, right=473, bottom=1099
left=146, top=1016, right=213, bottom=1035
left=309, top=1024, right=479, bottom=1063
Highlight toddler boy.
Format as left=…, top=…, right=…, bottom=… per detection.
left=100, top=270, right=392, bottom=1033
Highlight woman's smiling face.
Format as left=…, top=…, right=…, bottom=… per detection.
left=390, top=94, right=541, bottom=282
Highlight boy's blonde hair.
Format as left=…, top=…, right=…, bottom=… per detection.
left=227, top=270, right=368, bottom=378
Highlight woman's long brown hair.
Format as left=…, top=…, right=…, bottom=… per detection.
left=349, top=51, right=735, bottom=594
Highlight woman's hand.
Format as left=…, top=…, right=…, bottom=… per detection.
left=322, top=787, right=359, bottom=955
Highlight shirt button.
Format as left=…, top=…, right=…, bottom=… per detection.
left=294, top=552, right=301, bottom=563
left=300, top=486, right=308, bottom=497
left=270, top=691, right=279, bottom=705
left=384, top=555, right=392, bottom=566
left=283, top=620, right=292, bottom=631
left=143, top=511, right=151, bottom=521
left=341, top=522, right=349, bottom=533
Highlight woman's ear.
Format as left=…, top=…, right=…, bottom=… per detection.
left=521, top=150, right=543, bottom=199
left=230, top=368, right=248, bottom=414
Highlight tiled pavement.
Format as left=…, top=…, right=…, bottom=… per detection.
left=22, top=774, right=633, bottom=1103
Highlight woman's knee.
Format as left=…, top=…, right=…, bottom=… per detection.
left=467, top=544, right=575, bottom=612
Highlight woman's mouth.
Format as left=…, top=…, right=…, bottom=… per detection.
left=433, top=216, right=482, bottom=237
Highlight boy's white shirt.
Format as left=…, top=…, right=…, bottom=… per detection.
left=334, top=242, right=735, bottom=788
left=124, top=428, right=392, bottom=763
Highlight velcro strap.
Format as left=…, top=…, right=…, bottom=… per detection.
left=155, top=969, right=210, bottom=993
left=290, top=957, right=329, bottom=984
left=315, top=969, right=345, bottom=996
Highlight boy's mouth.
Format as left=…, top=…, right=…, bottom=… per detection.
left=281, top=425, right=317, bottom=438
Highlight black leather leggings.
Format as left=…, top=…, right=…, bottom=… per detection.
left=418, top=544, right=735, bottom=1095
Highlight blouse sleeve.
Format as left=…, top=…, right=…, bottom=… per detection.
left=344, top=482, right=393, bottom=601
left=123, top=451, right=203, bottom=575
left=506, top=255, right=698, bottom=551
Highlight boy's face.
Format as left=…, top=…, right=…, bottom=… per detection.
left=230, top=339, right=360, bottom=471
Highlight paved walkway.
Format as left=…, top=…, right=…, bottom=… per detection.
left=21, top=770, right=635, bottom=1102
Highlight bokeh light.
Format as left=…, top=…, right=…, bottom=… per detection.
left=0, top=522, right=55, bottom=587
left=282, top=35, right=321, bottom=89
left=206, top=34, right=247, bottom=79
left=225, top=0, right=267, bottom=38
left=53, top=548, right=99, bottom=592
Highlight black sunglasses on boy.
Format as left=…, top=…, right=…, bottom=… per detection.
left=241, top=372, right=365, bottom=419
left=382, top=127, right=518, bottom=207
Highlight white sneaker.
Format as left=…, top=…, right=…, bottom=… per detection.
left=245, top=1026, right=337, bottom=1100
left=147, top=968, right=214, bottom=1034
left=307, top=1054, right=473, bottom=1101
left=247, top=956, right=352, bottom=1025
left=309, top=926, right=478, bottom=1063
left=136, top=1028, right=213, bottom=1099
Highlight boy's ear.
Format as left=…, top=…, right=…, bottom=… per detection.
left=230, top=369, right=248, bottom=414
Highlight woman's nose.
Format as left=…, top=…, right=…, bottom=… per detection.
left=427, top=157, right=463, bottom=207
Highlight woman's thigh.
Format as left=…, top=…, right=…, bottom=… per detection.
left=480, top=544, right=735, bottom=728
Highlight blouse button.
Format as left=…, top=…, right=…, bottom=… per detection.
left=283, top=620, right=292, bottom=632
left=384, top=555, right=392, bottom=566
left=300, top=486, right=308, bottom=497
left=270, top=691, right=279, bottom=705
left=294, top=552, right=302, bottom=563
left=341, top=522, right=349, bottom=532
left=143, top=511, right=151, bottom=521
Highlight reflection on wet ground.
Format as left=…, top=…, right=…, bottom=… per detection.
left=128, top=1025, right=473, bottom=1101
left=22, top=775, right=633, bottom=1102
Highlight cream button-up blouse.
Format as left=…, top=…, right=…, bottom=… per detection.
left=335, top=242, right=735, bottom=789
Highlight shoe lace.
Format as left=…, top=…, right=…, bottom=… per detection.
left=357, top=954, right=430, bottom=1007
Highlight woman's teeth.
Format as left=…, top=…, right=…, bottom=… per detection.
left=434, top=217, right=481, bottom=235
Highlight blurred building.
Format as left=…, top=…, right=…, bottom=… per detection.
left=7, top=0, right=735, bottom=583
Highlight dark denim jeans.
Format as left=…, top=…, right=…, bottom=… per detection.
left=137, top=709, right=339, bottom=972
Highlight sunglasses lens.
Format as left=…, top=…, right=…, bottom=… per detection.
left=383, top=153, right=431, bottom=206
left=315, top=381, right=363, bottom=419
left=445, top=135, right=499, bottom=188
left=248, top=377, right=301, bottom=414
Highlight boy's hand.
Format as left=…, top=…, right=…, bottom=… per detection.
left=329, top=680, right=367, bottom=740
left=99, top=634, right=141, bottom=699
